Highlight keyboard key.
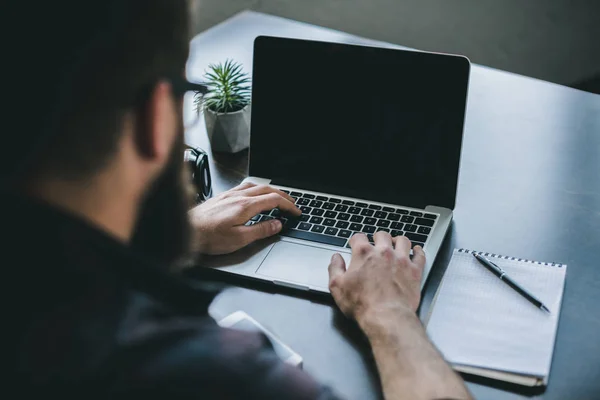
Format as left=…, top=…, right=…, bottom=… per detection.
left=323, top=218, right=336, bottom=227
left=401, top=215, right=415, bottom=224
left=324, top=211, right=337, bottom=218
left=334, top=204, right=348, bottom=212
left=245, top=221, right=255, bottom=226
left=342, top=200, right=355, bottom=205
left=346, top=233, right=373, bottom=247
left=412, top=241, right=425, bottom=249
left=281, top=229, right=346, bottom=247
left=337, top=213, right=350, bottom=221
left=300, top=206, right=312, bottom=214
left=396, top=209, right=409, bottom=215
left=374, top=211, right=388, bottom=219
left=311, top=225, right=325, bottom=233
left=309, top=200, right=323, bottom=208
left=309, top=216, right=323, bottom=224
left=387, top=213, right=401, bottom=221
left=424, top=213, right=438, bottom=220
left=418, top=226, right=431, bottom=235
left=311, top=208, right=325, bottom=216
left=391, top=230, right=403, bottom=237
left=329, top=198, right=342, bottom=204
left=378, top=228, right=390, bottom=233
left=324, top=227, right=339, bottom=236
left=251, top=214, right=261, bottom=221
left=296, top=198, right=310, bottom=206
left=303, top=193, right=315, bottom=199
left=364, top=217, right=377, bottom=226
left=262, top=215, right=274, bottom=221
left=356, top=202, right=368, bottom=208
left=290, top=191, right=303, bottom=197
left=280, top=189, right=290, bottom=194
left=300, top=214, right=310, bottom=222
left=383, top=206, right=395, bottom=212
left=376, top=220, right=390, bottom=228
left=287, top=220, right=299, bottom=229
left=349, top=223, right=363, bottom=231
left=323, top=202, right=335, bottom=210
left=338, top=229, right=352, bottom=238
left=362, top=225, right=376, bottom=233
left=415, top=217, right=434, bottom=227
left=348, top=207, right=361, bottom=214
left=350, top=215, right=364, bottom=223
left=335, top=221, right=349, bottom=229
left=270, top=209, right=281, bottom=217
left=316, top=195, right=329, bottom=201
left=360, top=209, right=375, bottom=217
left=404, top=224, right=417, bottom=233
left=391, top=222, right=404, bottom=230
left=405, top=232, right=428, bottom=243
left=409, top=211, right=423, bottom=217
left=298, top=222, right=312, bottom=231
left=368, top=204, right=382, bottom=210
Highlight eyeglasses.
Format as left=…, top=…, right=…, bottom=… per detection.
left=184, top=145, right=212, bottom=203
left=169, top=76, right=209, bottom=130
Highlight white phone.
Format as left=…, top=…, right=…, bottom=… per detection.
left=218, top=311, right=303, bottom=368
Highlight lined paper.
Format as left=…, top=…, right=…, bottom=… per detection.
left=426, top=249, right=566, bottom=377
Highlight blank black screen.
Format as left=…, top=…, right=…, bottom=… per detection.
left=250, top=36, right=470, bottom=209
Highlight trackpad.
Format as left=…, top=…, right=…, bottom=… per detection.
left=256, top=242, right=350, bottom=290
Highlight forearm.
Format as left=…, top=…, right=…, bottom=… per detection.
left=359, top=310, right=472, bottom=400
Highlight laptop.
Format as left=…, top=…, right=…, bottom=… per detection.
left=203, top=35, right=471, bottom=294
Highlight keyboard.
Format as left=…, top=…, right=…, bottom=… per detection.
left=246, top=189, right=438, bottom=249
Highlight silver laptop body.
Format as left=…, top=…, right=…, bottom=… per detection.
left=202, top=36, right=471, bottom=294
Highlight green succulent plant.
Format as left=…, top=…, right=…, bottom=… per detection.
left=194, top=59, right=251, bottom=114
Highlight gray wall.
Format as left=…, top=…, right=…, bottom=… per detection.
left=191, top=0, right=600, bottom=89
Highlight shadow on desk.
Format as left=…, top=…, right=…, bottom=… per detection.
left=183, top=264, right=334, bottom=305
left=461, top=372, right=546, bottom=397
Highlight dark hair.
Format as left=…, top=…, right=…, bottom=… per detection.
left=9, top=0, right=190, bottom=181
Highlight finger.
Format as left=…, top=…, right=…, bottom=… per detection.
left=349, top=232, right=369, bottom=249
left=240, top=184, right=296, bottom=204
left=373, top=231, right=393, bottom=248
left=233, top=219, right=283, bottom=247
left=246, top=193, right=301, bottom=218
left=231, top=182, right=256, bottom=192
left=393, top=235, right=411, bottom=256
left=411, top=245, right=426, bottom=270
left=328, top=253, right=346, bottom=288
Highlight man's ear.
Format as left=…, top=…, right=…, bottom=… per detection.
left=134, top=80, right=178, bottom=165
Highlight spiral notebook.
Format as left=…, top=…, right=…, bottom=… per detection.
left=425, top=248, right=567, bottom=387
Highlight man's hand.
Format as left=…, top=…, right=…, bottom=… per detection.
left=328, top=232, right=425, bottom=323
left=189, top=182, right=301, bottom=255
left=328, top=232, right=472, bottom=400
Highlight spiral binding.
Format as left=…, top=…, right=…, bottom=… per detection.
left=457, top=248, right=563, bottom=268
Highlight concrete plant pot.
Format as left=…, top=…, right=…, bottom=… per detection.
left=204, top=104, right=251, bottom=153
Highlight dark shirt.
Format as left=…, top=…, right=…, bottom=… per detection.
left=5, top=191, right=340, bottom=399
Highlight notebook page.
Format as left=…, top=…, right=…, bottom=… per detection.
left=426, top=249, right=566, bottom=377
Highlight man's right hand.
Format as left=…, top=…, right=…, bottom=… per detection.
left=328, top=232, right=473, bottom=400
left=328, top=232, right=425, bottom=324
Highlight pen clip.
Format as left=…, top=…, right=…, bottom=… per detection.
left=489, top=260, right=505, bottom=274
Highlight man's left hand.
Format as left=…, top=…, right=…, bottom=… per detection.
left=189, top=182, right=301, bottom=255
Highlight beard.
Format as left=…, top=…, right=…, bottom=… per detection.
left=130, top=131, right=195, bottom=269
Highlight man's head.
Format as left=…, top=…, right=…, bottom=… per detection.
left=6, top=0, right=196, bottom=266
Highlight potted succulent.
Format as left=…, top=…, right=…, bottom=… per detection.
left=194, top=59, right=252, bottom=153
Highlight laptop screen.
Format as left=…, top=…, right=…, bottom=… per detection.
left=249, top=36, right=470, bottom=209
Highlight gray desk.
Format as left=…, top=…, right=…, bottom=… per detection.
left=185, top=11, right=600, bottom=400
